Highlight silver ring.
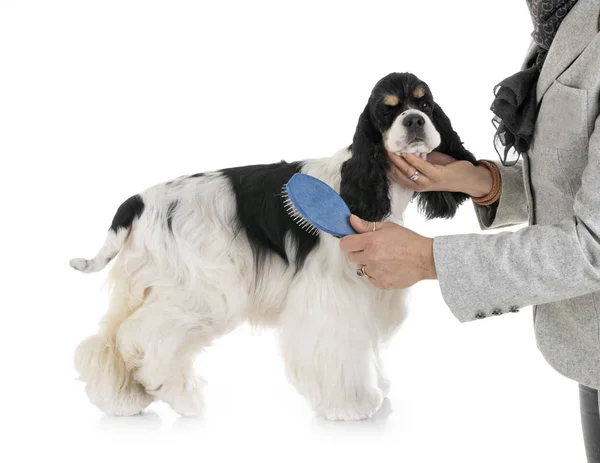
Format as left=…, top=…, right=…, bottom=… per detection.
left=356, top=265, right=366, bottom=277
left=372, top=222, right=377, bottom=232
left=410, top=170, right=421, bottom=182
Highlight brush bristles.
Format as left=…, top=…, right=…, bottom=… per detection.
left=281, top=184, right=319, bottom=236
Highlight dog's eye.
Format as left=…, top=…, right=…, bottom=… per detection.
left=420, top=101, right=430, bottom=110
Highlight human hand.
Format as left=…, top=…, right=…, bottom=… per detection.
left=388, top=151, right=493, bottom=198
left=339, top=215, right=437, bottom=290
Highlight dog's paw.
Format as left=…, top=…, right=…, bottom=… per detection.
left=319, top=388, right=384, bottom=421
left=95, top=391, right=154, bottom=417
left=86, top=381, right=153, bottom=417
left=160, top=377, right=206, bottom=418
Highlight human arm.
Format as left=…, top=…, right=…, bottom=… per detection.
left=434, top=113, right=600, bottom=320
left=340, top=114, right=600, bottom=315
left=388, top=151, right=529, bottom=229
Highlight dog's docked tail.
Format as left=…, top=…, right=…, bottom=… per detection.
left=70, top=195, right=145, bottom=274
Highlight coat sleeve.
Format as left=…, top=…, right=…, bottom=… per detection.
left=472, top=160, right=529, bottom=229
left=433, top=112, right=600, bottom=322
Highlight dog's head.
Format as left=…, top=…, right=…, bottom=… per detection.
left=340, top=72, right=476, bottom=222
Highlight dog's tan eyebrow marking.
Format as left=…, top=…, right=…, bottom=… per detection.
left=413, top=87, right=426, bottom=98
left=383, top=95, right=399, bottom=106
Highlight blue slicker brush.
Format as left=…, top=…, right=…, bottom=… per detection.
left=282, top=173, right=357, bottom=238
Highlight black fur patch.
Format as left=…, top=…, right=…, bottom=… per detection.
left=166, top=200, right=178, bottom=233
left=220, top=161, right=319, bottom=272
left=188, top=173, right=204, bottom=178
left=109, top=195, right=145, bottom=232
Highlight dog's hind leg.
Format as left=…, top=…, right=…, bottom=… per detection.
left=74, top=334, right=154, bottom=416
left=74, top=265, right=154, bottom=416
left=116, top=289, right=241, bottom=417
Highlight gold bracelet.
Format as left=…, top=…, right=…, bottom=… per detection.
left=471, top=160, right=502, bottom=206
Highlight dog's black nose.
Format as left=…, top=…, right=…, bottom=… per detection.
left=403, top=114, right=425, bottom=129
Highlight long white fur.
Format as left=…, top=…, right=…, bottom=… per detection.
left=72, top=110, right=437, bottom=420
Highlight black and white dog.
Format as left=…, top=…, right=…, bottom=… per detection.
left=71, top=72, right=475, bottom=420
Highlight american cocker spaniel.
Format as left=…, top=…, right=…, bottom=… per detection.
left=71, top=72, right=475, bottom=420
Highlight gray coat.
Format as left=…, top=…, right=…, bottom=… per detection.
left=433, top=0, right=600, bottom=390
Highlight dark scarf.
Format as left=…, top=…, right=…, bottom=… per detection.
left=490, top=0, right=579, bottom=165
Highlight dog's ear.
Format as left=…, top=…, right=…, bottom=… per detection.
left=431, top=102, right=476, bottom=163
left=414, top=102, right=476, bottom=220
left=340, top=104, right=391, bottom=223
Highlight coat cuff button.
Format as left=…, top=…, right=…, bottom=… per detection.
left=475, top=312, right=486, bottom=319
left=492, top=309, right=502, bottom=315
left=509, top=306, right=520, bottom=313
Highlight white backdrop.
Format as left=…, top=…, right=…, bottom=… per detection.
left=0, top=1, right=587, bottom=462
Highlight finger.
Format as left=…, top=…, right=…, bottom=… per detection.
left=349, top=214, right=382, bottom=234
left=402, top=153, right=438, bottom=177
left=359, top=264, right=374, bottom=279
left=390, top=162, right=433, bottom=192
left=356, top=264, right=369, bottom=276
left=388, top=153, right=412, bottom=177
left=388, top=151, right=405, bottom=168
left=391, top=165, right=427, bottom=188
left=349, top=214, right=373, bottom=234
left=388, top=153, right=417, bottom=178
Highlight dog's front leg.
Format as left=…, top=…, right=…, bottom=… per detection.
left=279, top=276, right=383, bottom=421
